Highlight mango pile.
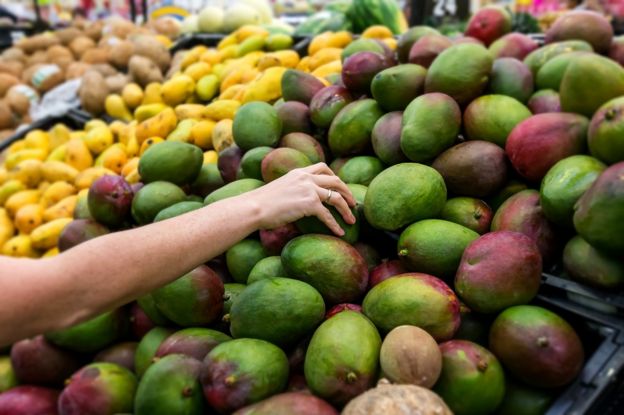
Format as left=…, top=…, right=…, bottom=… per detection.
left=1, top=8, right=624, bottom=415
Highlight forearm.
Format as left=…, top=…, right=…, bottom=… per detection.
left=0, top=194, right=262, bottom=345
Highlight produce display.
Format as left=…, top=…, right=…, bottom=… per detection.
left=0, top=4, right=623, bottom=415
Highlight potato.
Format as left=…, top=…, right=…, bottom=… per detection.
left=0, top=61, right=24, bottom=78
left=129, top=55, right=163, bottom=87
left=69, top=36, right=96, bottom=59
left=107, top=18, right=136, bottom=39
left=149, top=17, right=181, bottom=39
left=30, top=64, right=64, bottom=93
left=105, top=73, right=130, bottom=94
left=85, top=20, right=104, bottom=41
left=65, top=62, right=91, bottom=79
left=17, top=34, right=60, bottom=54
left=0, top=101, right=16, bottom=130
left=27, top=51, right=47, bottom=66
left=6, top=85, right=39, bottom=116
left=108, top=40, right=135, bottom=70
left=0, top=129, right=15, bottom=142
left=22, top=64, right=43, bottom=85
left=132, top=35, right=171, bottom=72
left=90, top=63, right=118, bottom=78
left=55, top=27, right=83, bottom=45
left=1, top=48, right=25, bottom=63
left=342, top=382, right=452, bottom=415
left=0, top=74, right=20, bottom=98
left=79, top=71, right=109, bottom=115
left=47, top=45, right=73, bottom=60
left=81, top=48, right=109, bottom=64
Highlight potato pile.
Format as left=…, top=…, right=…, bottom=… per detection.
left=0, top=16, right=180, bottom=139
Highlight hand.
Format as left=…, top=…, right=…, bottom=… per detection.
left=246, top=163, right=357, bottom=236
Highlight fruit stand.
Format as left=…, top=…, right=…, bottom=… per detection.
left=0, top=0, right=623, bottom=414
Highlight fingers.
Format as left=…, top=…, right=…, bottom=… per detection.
left=312, top=174, right=356, bottom=207
left=313, top=202, right=345, bottom=236
left=317, top=186, right=356, bottom=225
left=303, top=162, right=335, bottom=176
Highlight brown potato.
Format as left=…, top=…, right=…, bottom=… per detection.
left=1, top=48, right=26, bottom=63
left=105, top=73, right=130, bottom=94
left=6, top=84, right=38, bottom=116
left=129, top=55, right=163, bottom=87
left=55, top=27, right=83, bottom=45
left=69, top=36, right=96, bottom=59
left=107, top=18, right=136, bottom=39
left=108, top=40, right=135, bottom=70
left=0, top=100, right=16, bottom=130
left=22, top=64, right=43, bottom=85
left=149, top=17, right=181, bottom=39
left=30, top=64, right=64, bottom=93
left=89, top=63, right=118, bottom=78
left=85, top=20, right=104, bottom=41
left=0, top=73, right=20, bottom=98
left=65, top=62, right=91, bottom=79
left=0, top=61, right=24, bottom=77
left=27, top=50, right=47, bottom=66
left=132, top=35, right=171, bottom=72
left=79, top=71, right=109, bottom=115
left=81, top=48, right=109, bottom=64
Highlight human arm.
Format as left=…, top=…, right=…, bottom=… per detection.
left=0, top=163, right=355, bottom=346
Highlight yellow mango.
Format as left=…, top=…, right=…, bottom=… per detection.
left=266, top=33, right=294, bottom=51
left=46, top=144, right=67, bottom=162
left=84, top=119, right=108, bottom=132
left=30, top=218, right=73, bottom=250
left=124, top=167, right=141, bottom=184
left=191, top=120, right=216, bottom=150
left=203, top=150, right=218, bottom=165
left=217, top=34, right=237, bottom=50
left=211, top=63, right=226, bottom=80
left=181, top=46, right=206, bottom=69
left=167, top=119, right=196, bottom=143
left=5, top=189, right=40, bottom=217
left=312, top=60, right=343, bottom=79
left=74, top=167, right=115, bottom=190
left=24, top=130, right=50, bottom=153
left=48, top=123, right=71, bottom=149
left=0, top=168, right=7, bottom=185
left=362, top=25, right=393, bottom=39
left=10, top=159, right=43, bottom=188
left=175, top=104, right=209, bottom=120
left=309, top=48, right=342, bottom=71
left=256, top=55, right=281, bottom=71
left=38, top=181, right=50, bottom=193
left=212, top=119, right=234, bottom=152
left=271, top=50, right=300, bottom=68
left=184, top=62, right=212, bottom=81
left=234, top=25, right=269, bottom=42
left=109, top=121, right=127, bottom=142
left=65, top=138, right=93, bottom=171
left=2, top=235, right=38, bottom=258
left=14, top=203, right=44, bottom=234
left=205, top=100, right=241, bottom=121
left=4, top=149, right=47, bottom=170
left=84, top=126, right=114, bottom=156
left=105, top=94, right=133, bottom=122
left=242, top=66, right=287, bottom=103
left=139, top=137, right=164, bottom=156
left=220, top=68, right=246, bottom=93
left=161, top=75, right=196, bottom=107
left=121, top=157, right=140, bottom=177
left=40, top=181, right=76, bottom=208
left=95, top=144, right=128, bottom=174
left=43, top=195, right=77, bottom=222
left=219, top=84, right=246, bottom=101
left=7, top=140, right=25, bottom=154
left=296, top=56, right=312, bottom=72
left=141, top=83, right=164, bottom=105
left=217, top=44, right=238, bottom=62
left=236, top=36, right=265, bottom=57
left=240, top=68, right=260, bottom=84
left=122, top=83, right=144, bottom=109
left=196, top=74, right=220, bottom=102
left=308, top=32, right=333, bottom=56
left=134, top=103, right=167, bottom=122
left=0, top=208, right=15, bottom=246
left=135, top=108, right=178, bottom=145
left=330, top=31, right=353, bottom=48
left=200, top=49, right=221, bottom=65
left=42, top=247, right=59, bottom=257
left=0, top=180, right=26, bottom=206
left=382, top=37, right=397, bottom=50
left=126, top=135, right=140, bottom=158
left=41, top=160, right=79, bottom=183
left=70, top=131, right=86, bottom=141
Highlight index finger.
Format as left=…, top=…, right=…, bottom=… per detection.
left=303, top=162, right=335, bottom=176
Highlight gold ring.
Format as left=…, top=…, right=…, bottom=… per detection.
left=325, top=189, right=333, bottom=203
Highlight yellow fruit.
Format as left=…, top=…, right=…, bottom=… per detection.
left=234, top=25, right=269, bottom=42
left=0, top=180, right=26, bottom=206
left=10, top=159, right=43, bottom=188
left=308, top=32, right=332, bottom=55
left=14, top=203, right=44, bottom=234
left=2, top=235, right=38, bottom=258
left=217, top=34, right=237, bottom=50
left=38, top=181, right=50, bottom=193
left=109, top=120, right=127, bottom=141
left=122, top=83, right=144, bottom=109
left=219, top=84, right=246, bottom=101
left=135, top=107, right=178, bottom=144
left=30, top=218, right=73, bottom=250
left=24, top=130, right=50, bottom=153
left=124, top=167, right=141, bottom=184
left=42, top=247, right=59, bottom=257
left=141, top=82, right=164, bottom=105
left=242, top=66, right=287, bottom=103
left=46, top=144, right=67, bottom=162
left=126, top=135, right=140, bottom=158
left=0, top=168, right=7, bottom=185
left=220, top=68, right=246, bottom=94
left=105, top=94, right=133, bottom=122
left=362, top=25, right=393, bottom=39
left=181, top=46, right=207, bottom=69
left=134, top=103, right=167, bottom=122
left=167, top=119, right=197, bottom=143
left=48, top=123, right=71, bottom=149
left=203, top=150, right=218, bottom=164
left=196, top=74, right=220, bottom=102
left=212, top=119, right=234, bottom=152
left=43, top=195, right=77, bottom=222
left=190, top=120, right=216, bottom=150
left=200, top=49, right=221, bottom=65
left=0, top=208, right=15, bottom=246
left=211, top=63, right=226, bottom=80
left=184, top=62, right=212, bottom=81
left=217, top=44, right=238, bottom=62
left=74, top=167, right=115, bottom=190
left=70, top=131, right=86, bottom=141
left=65, top=138, right=93, bottom=171
left=4, top=149, right=47, bottom=170
left=121, top=157, right=140, bottom=177
left=205, top=100, right=241, bottom=121
left=84, top=119, right=108, bottom=132
left=84, top=126, right=114, bottom=156
left=256, top=55, right=281, bottom=71
left=309, top=48, right=342, bottom=71
left=7, top=140, right=25, bottom=154
left=296, top=56, right=311, bottom=72
left=236, top=35, right=265, bottom=57
left=331, top=31, right=353, bottom=48
left=40, top=160, right=79, bottom=183
left=95, top=144, right=128, bottom=174
left=175, top=104, right=209, bottom=120
left=139, top=137, right=164, bottom=156
left=5, top=189, right=40, bottom=217
left=312, top=60, right=343, bottom=79
left=162, top=75, right=196, bottom=107
left=270, top=50, right=300, bottom=68
left=41, top=181, right=76, bottom=208
left=382, top=37, right=397, bottom=50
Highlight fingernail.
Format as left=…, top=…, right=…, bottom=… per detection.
left=338, top=228, right=345, bottom=236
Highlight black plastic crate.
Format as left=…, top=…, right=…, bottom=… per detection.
left=542, top=273, right=624, bottom=316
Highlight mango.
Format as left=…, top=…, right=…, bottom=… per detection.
left=535, top=51, right=587, bottom=91
left=155, top=328, right=230, bottom=362
left=217, top=145, right=244, bottom=183
left=563, top=235, right=624, bottom=289
left=134, top=103, right=167, bottom=122
left=527, top=89, right=561, bottom=114
left=0, top=208, right=15, bottom=247
left=489, top=58, right=534, bottom=103
left=279, top=133, right=325, bottom=164
left=341, top=38, right=385, bottom=61
left=46, top=309, right=126, bottom=353
left=2, top=234, right=38, bottom=257
left=136, top=107, right=178, bottom=145
left=397, top=26, right=441, bottom=63
left=588, top=96, right=624, bottom=164
left=191, top=163, right=224, bottom=197
left=5, top=189, right=39, bottom=217
left=201, top=338, right=289, bottom=413
left=425, top=43, right=493, bottom=106
left=242, top=66, right=287, bottom=103
left=233, top=392, right=337, bottom=415
left=281, top=69, right=324, bottom=105
left=4, top=149, right=47, bottom=170
left=105, top=94, right=133, bottom=122
left=131, top=181, right=187, bottom=225
left=276, top=101, right=312, bottom=135
left=121, top=83, right=144, bottom=109
left=161, top=74, right=195, bottom=106
left=204, top=178, right=264, bottom=205
left=309, top=85, right=352, bottom=128
left=139, top=141, right=203, bottom=186
left=342, top=51, right=391, bottom=95
left=371, top=64, right=427, bottom=112
left=408, top=34, right=452, bottom=67
left=43, top=195, right=77, bottom=221
left=153, top=201, right=203, bottom=222
left=58, top=218, right=110, bottom=251
left=29, top=217, right=72, bottom=250
left=246, top=256, right=288, bottom=284
left=489, top=32, right=539, bottom=60
left=465, top=95, right=532, bottom=147
left=94, top=341, right=137, bottom=372
left=84, top=125, right=114, bottom=156
left=9, top=159, right=42, bottom=188
left=232, top=101, right=281, bottom=151
left=261, top=148, right=311, bottom=182
left=370, top=111, right=406, bottom=165
left=0, top=386, right=59, bottom=415
left=259, top=223, right=299, bottom=256
left=465, top=6, right=511, bottom=45
left=14, top=203, right=44, bottom=234
left=196, top=74, right=219, bottom=101
left=0, top=179, right=25, bottom=206
left=328, top=99, right=383, bottom=157
left=546, top=10, right=613, bottom=54
left=40, top=160, right=79, bottom=183
left=74, top=166, right=116, bottom=190
left=87, top=175, right=133, bottom=228
left=134, top=327, right=173, bottom=378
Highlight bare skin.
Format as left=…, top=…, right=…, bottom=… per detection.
left=0, top=163, right=355, bottom=346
